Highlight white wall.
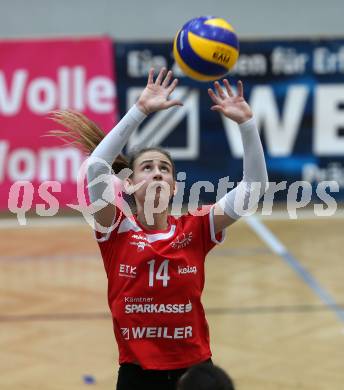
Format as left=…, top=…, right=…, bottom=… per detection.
left=0, top=0, right=343, bottom=40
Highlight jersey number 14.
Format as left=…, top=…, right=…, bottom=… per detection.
left=147, top=259, right=170, bottom=287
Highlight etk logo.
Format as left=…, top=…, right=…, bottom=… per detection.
left=119, top=264, right=137, bottom=278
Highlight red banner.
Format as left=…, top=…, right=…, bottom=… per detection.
left=0, top=37, right=118, bottom=213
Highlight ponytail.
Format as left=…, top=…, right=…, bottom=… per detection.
left=49, top=110, right=128, bottom=173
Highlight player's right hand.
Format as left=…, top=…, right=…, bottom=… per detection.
left=136, top=67, right=183, bottom=115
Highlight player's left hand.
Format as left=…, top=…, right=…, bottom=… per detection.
left=208, top=79, right=253, bottom=124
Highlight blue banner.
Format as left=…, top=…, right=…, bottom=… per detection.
left=115, top=39, right=344, bottom=203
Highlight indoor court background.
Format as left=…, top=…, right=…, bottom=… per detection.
left=1, top=1, right=344, bottom=389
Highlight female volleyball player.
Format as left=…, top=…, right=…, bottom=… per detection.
left=52, top=67, right=268, bottom=390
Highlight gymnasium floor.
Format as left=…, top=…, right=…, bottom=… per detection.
left=1, top=211, right=343, bottom=390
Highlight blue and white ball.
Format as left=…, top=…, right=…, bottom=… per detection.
left=173, top=16, right=239, bottom=82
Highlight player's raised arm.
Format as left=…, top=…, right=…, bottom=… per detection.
left=208, top=79, right=269, bottom=233
left=87, top=67, right=182, bottom=229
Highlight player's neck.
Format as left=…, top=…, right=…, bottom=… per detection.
left=136, top=210, right=169, bottom=231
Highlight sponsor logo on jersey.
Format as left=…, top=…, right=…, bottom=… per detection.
left=121, top=326, right=193, bottom=340
left=124, top=296, right=154, bottom=303
left=130, top=234, right=151, bottom=252
left=119, top=264, right=137, bottom=278
left=131, top=234, right=148, bottom=241
left=178, top=265, right=197, bottom=275
left=120, top=328, right=130, bottom=340
left=125, top=301, right=192, bottom=314
left=170, top=232, right=193, bottom=249
left=129, top=240, right=151, bottom=252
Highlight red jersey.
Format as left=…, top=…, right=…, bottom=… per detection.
left=95, top=205, right=225, bottom=370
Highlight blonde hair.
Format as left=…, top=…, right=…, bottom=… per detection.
left=48, top=110, right=128, bottom=173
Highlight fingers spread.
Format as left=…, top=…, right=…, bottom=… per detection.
left=223, top=79, right=234, bottom=97
left=208, top=88, right=221, bottom=104
left=237, top=80, right=244, bottom=97
left=155, top=67, right=167, bottom=85
left=162, top=70, right=173, bottom=87
left=214, top=81, right=226, bottom=99
left=167, top=78, right=179, bottom=94
left=147, top=68, right=155, bottom=85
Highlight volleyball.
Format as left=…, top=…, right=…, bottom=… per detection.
left=173, top=16, right=239, bottom=82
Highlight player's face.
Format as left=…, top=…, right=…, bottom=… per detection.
left=128, top=151, right=176, bottom=210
